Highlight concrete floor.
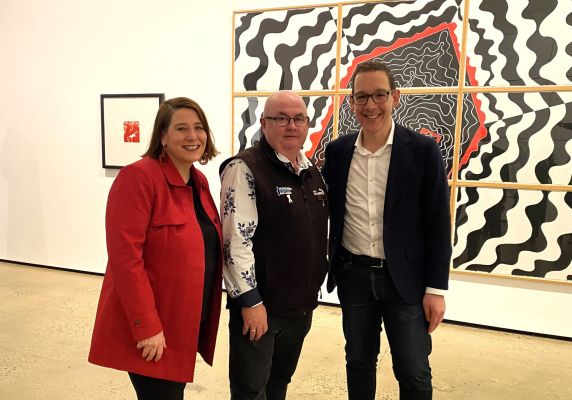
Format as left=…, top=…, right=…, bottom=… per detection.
left=1, top=262, right=571, bottom=400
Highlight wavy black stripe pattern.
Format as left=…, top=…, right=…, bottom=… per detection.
left=234, top=0, right=572, bottom=280
left=458, top=0, right=572, bottom=279
left=236, top=7, right=337, bottom=91
left=341, top=0, right=461, bottom=61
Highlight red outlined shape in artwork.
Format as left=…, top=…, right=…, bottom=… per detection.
left=306, top=22, right=488, bottom=172
left=306, top=97, right=335, bottom=159
left=420, top=127, right=443, bottom=143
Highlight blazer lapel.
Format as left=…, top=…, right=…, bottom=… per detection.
left=337, top=134, right=358, bottom=196
left=385, top=125, right=413, bottom=214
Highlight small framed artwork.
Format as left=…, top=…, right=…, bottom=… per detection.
left=100, top=93, right=165, bottom=168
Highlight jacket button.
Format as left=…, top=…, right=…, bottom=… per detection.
left=134, top=319, right=141, bottom=326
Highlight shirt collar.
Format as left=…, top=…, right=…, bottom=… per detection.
left=158, top=154, right=193, bottom=186
left=275, top=150, right=312, bottom=172
left=355, top=119, right=395, bottom=156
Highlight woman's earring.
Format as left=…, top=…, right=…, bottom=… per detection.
left=199, top=154, right=208, bottom=165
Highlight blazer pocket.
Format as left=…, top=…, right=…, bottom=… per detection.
left=150, top=213, right=187, bottom=228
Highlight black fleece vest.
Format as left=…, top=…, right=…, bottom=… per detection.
left=221, top=137, right=329, bottom=316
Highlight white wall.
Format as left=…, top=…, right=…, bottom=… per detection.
left=446, top=273, right=571, bottom=338
left=0, top=0, right=570, bottom=338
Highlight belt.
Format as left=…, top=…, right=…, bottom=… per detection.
left=338, top=246, right=385, bottom=269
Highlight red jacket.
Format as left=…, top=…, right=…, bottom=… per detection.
left=88, top=156, right=222, bottom=383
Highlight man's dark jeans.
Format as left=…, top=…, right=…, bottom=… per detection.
left=228, top=308, right=312, bottom=400
left=337, top=263, right=433, bottom=400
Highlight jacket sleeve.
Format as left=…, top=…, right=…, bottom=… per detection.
left=421, top=140, right=452, bottom=290
left=105, top=164, right=163, bottom=341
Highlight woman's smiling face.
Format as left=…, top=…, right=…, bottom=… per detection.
left=161, top=108, right=207, bottom=169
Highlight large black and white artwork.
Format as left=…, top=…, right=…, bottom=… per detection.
left=233, top=0, right=572, bottom=282
left=234, top=6, right=338, bottom=92
left=454, top=188, right=572, bottom=281
left=454, top=0, right=572, bottom=281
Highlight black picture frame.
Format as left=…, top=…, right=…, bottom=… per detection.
left=100, top=93, right=165, bottom=168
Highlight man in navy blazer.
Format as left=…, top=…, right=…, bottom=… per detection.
left=322, top=61, right=451, bottom=400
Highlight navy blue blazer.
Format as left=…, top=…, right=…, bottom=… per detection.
left=322, top=123, right=452, bottom=304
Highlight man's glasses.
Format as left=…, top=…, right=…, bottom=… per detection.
left=351, top=90, right=393, bottom=105
left=264, top=116, right=310, bottom=127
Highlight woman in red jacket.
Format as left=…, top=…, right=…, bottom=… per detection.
left=89, top=97, right=223, bottom=399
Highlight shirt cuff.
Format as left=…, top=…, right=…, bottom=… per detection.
left=234, top=288, right=263, bottom=308
left=425, top=287, right=447, bottom=297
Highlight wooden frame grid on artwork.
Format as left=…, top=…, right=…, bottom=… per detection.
left=231, top=0, right=572, bottom=285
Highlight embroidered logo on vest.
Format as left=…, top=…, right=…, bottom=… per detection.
left=313, top=188, right=326, bottom=207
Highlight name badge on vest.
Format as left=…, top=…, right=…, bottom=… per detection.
left=276, top=186, right=293, bottom=204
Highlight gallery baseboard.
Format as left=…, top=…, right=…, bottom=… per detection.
left=1, top=258, right=570, bottom=342
left=437, top=319, right=571, bottom=342
left=0, top=258, right=104, bottom=276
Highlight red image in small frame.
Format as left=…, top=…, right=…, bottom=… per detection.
left=123, top=121, right=140, bottom=143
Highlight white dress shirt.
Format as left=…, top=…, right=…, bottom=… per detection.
left=342, top=122, right=394, bottom=259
